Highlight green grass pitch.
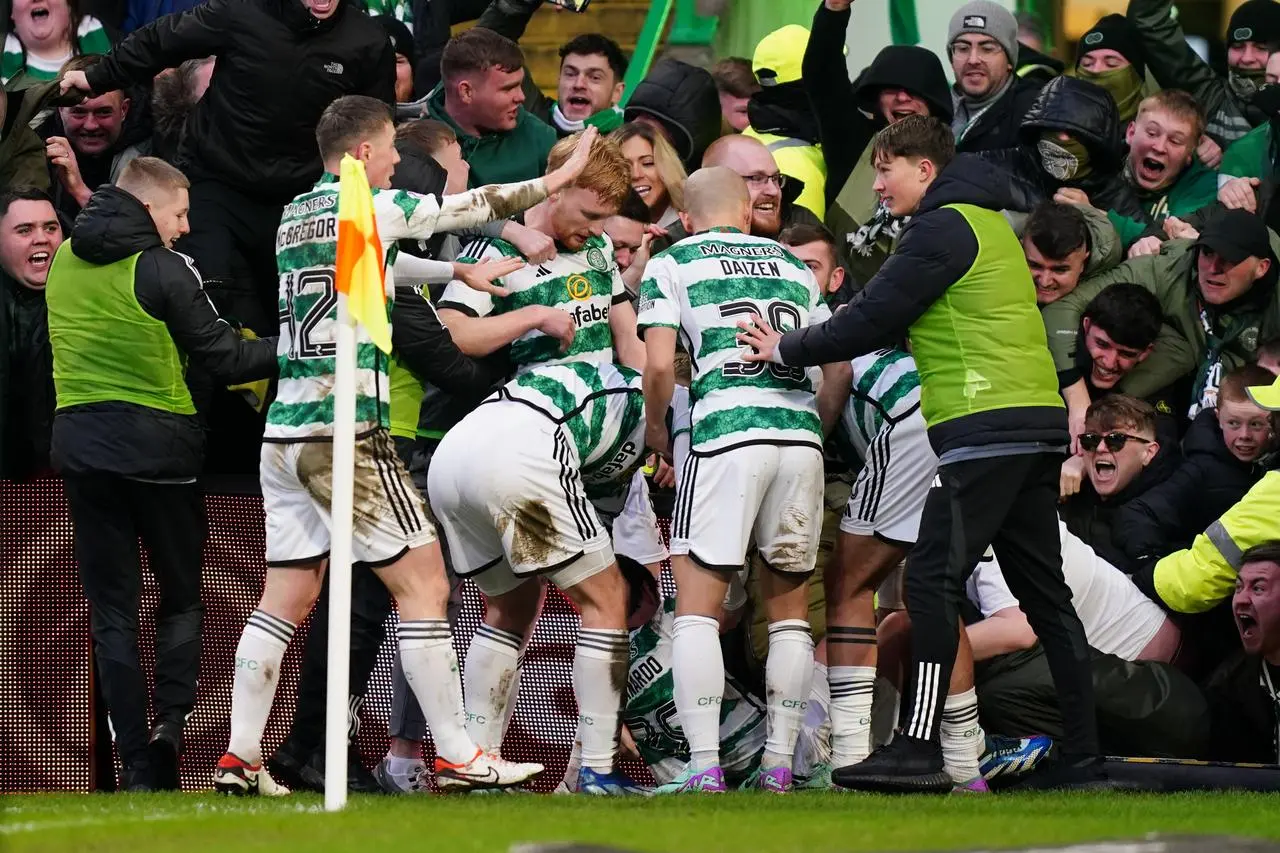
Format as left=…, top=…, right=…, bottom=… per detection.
left=5, top=791, right=1280, bottom=852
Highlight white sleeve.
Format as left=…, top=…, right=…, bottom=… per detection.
left=964, top=551, right=1022, bottom=618
left=392, top=253, right=455, bottom=287
left=437, top=238, right=505, bottom=317
left=636, top=255, right=681, bottom=331
left=434, top=179, right=549, bottom=233
left=373, top=188, right=443, bottom=242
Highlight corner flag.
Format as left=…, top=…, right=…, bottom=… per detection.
left=335, top=154, right=392, bottom=354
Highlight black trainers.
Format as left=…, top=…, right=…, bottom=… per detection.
left=267, top=738, right=315, bottom=793
left=296, top=745, right=384, bottom=794
left=146, top=721, right=183, bottom=791
left=831, top=734, right=953, bottom=794
left=120, top=762, right=154, bottom=792
left=1014, top=754, right=1133, bottom=792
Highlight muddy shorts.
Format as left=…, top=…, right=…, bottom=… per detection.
left=840, top=407, right=937, bottom=546
left=671, top=444, right=823, bottom=575
left=427, top=401, right=614, bottom=597
left=260, top=430, right=436, bottom=569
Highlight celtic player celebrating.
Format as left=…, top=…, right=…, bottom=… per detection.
left=215, top=96, right=597, bottom=796
left=637, top=167, right=848, bottom=793
left=428, top=361, right=688, bottom=794
left=437, top=132, right=645, bottom=373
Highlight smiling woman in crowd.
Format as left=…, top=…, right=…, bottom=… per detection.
left=3, top=0, right=111, bottom=90
left=612, top=120, right=686, bottom=229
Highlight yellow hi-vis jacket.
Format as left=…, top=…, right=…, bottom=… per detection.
left=1154, top=470, right=1280, bottom=613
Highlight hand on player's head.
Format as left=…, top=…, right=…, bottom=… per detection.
left=546, top=126, right=599, bottom=193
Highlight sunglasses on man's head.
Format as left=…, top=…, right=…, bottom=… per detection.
left=1079, top=432, right=1152, bottom=453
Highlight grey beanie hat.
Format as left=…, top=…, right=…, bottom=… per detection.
left=948, top=0, right=1019, bottom=66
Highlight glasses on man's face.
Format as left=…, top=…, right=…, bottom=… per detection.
left=1079, top=431, right=1152, bottom=453
left=743, top=173, right=787, bottom=189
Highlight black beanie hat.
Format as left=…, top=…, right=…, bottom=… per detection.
left=1076, top=14, right=1146, bottom=79
left=1228, top=0, right=1280, bottom=46
left=375, top=15, right=416, bottom=68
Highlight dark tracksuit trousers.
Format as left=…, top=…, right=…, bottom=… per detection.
left=178, top=180, right=284, bottom=477
left=64, top=475, right=206, bottom=769
left=899, top=451, right=1100, bottom=759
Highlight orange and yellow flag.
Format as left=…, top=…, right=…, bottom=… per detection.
left=335, top=154, right=392, bottom=354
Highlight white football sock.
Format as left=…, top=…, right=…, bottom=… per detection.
left=828, top=665, right=876, bottom=766
left=941, top=687, right=984, bottom=784
left=762, top=620, right=814, bottom=772
left=672, top=614, right=723, bottom=772
left=462, top=623, right=523, bottom=753
left=227, top=610, right=294, bottom=765
left=398, top=619, right=477, bottom=765
left=574, top=627, right=629, bottom=772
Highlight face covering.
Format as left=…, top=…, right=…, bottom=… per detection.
left=1230, top=65, right=1268, bottom=100
left=1074, top=65, right=1144, bottom=124
left=1038, top=132, right=1094, bottom=182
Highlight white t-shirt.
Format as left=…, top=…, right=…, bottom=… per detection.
left=965, top=521, right=1168, bottom=661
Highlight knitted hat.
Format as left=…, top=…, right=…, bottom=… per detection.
left=375, top=15, right=416, bottom=68
left=1077, top=14, right=1146, bottom=79
left=1227, top=0, right=1280, bottom=46
left=948, top=0, right=1019, bottom=66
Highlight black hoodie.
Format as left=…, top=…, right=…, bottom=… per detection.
left=625, top=59, right=721, bottom=171
left=978, top=76, right=1146, bottom=222
left=84, top=0, right=395, bottom=205
left=49, top=186, right=277, bottom=479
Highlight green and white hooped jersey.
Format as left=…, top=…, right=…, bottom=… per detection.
left=841, top=349, right=922, bottom=462
left=636, top=228, right=828, bottom=456
left=625, top=597, right=766, bottom=784
left=265, top=175, right=445, bottom=442
left=439, top=234, right=628, bottom=373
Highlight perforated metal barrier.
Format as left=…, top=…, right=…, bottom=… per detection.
left=0, top=481, right=655, bottom=793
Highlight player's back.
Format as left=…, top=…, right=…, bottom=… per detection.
left=439, top=235, right=625, bottom=373
left=638, top=229, right=826, bottom=455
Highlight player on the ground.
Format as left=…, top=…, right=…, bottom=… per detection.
left=637, top=166, right=849, bottom=793
left=428, top=361, right=687, bottom=794
left=214, top=95, right=597, bottom=796
left=437, top=132, right=645, bottom=373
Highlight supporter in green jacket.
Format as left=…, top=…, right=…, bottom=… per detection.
left=1108, top=90, right=1219, bottom=248
left=1042, top=209, right=1280, bottom=427
left=424, top=27, right=556, bottom=186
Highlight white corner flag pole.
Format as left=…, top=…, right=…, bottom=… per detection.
left=324, top=291, right=357, bottom=812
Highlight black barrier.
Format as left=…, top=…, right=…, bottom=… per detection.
left=0, top=481, right=625, bottom=793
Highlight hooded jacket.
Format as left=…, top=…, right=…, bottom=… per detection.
left=1042, top=239, right=1280, bottom=407
left=777, top=154, right=1068, bottom=458
left=978, top=76, right=1146, bottom=223
left=1116, top=408, right=1273, bottom=567
left=84, top=0, right=395, bottom=205
left=1015, top=41, right=1064, bottom=86
left=0, top=86, right=51, bottom=192
left=806, top=3, right=953, bottom=289
left=624, top=58, right=721, bottom=171
left=45, top=185, right=277, bottom=478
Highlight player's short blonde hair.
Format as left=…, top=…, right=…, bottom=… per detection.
left=547, top=132, right=631, bottom=209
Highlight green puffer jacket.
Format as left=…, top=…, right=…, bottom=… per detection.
left=1041, top=239, right=1280, bottom=401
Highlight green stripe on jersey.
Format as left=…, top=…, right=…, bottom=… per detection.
left=269, top=394, right=385, bottom=431
left=692, top=366, right=809, bottom=399
left=660, top=239, right=807, bottom=272
left=514, top=371, right=593, bottom=451
left=687, top=277, right=811, bottom=311
left=503, top=269, right=612, bottom=311
left=694, top=405, right=822, bottom=445
left=853, top=348, right=910, bottom=397
left=512, top=321, right=613, bottom=367
left=278, top=346, right=381, bottom=378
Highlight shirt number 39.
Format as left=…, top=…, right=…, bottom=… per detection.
left=719, top=300, right=805, bottom=381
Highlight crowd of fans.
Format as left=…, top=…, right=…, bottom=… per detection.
left=1, top=0, right=1279, bottom=795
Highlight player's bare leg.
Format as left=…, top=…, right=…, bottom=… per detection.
left=825, top=533, right=906, bottom=768
left=375, top=541, right=544, bottom=791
